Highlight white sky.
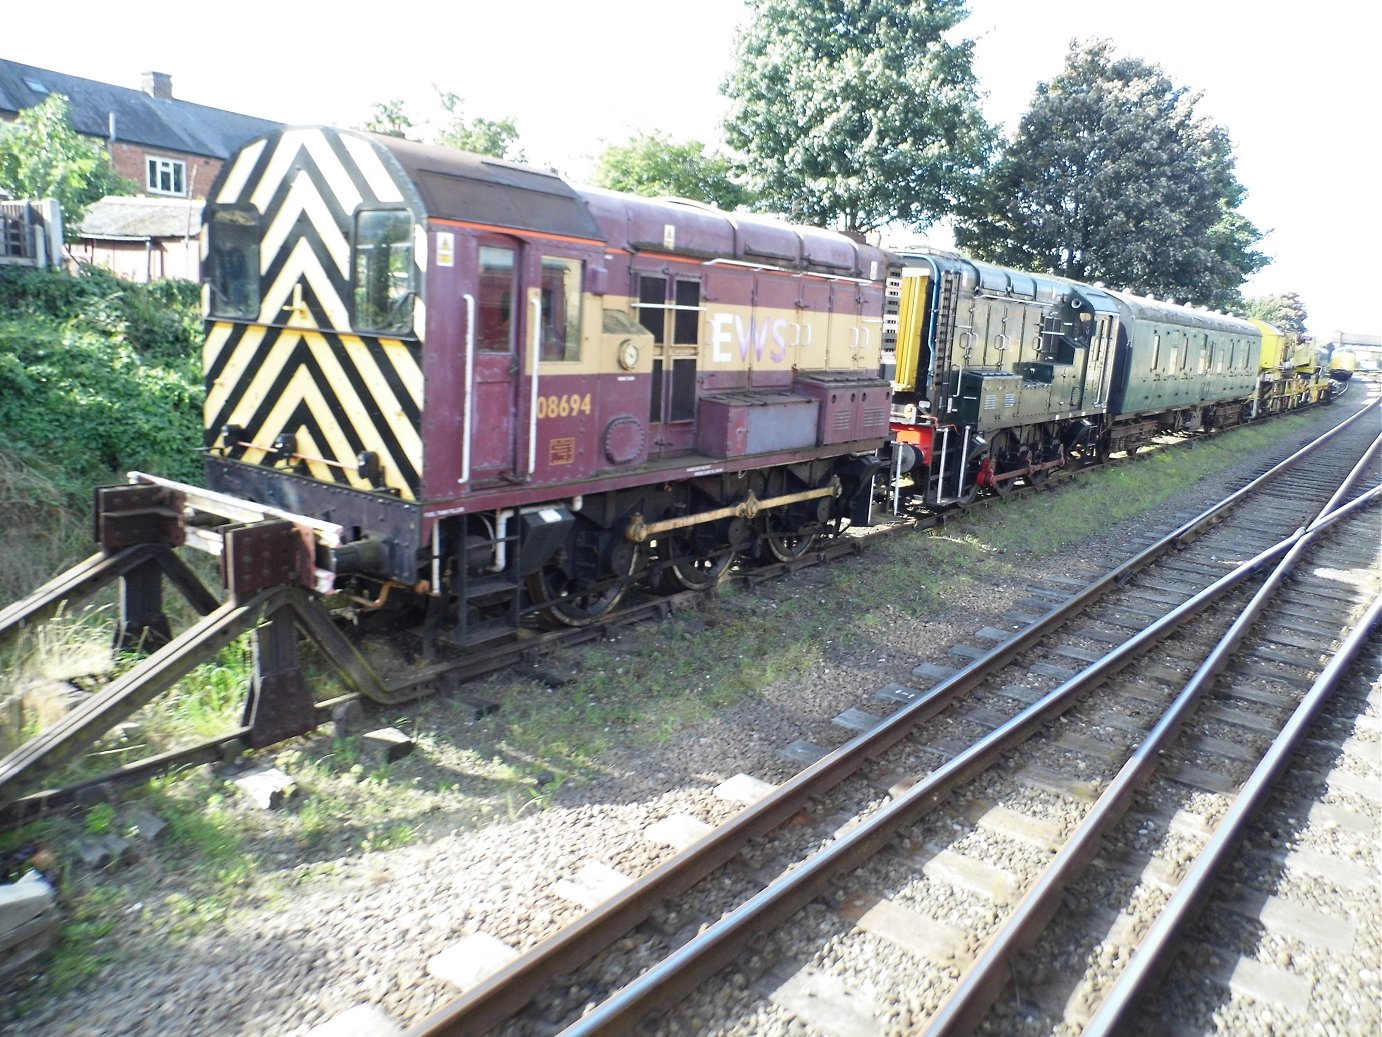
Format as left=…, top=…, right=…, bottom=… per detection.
left=9, top=0, right=1379, bottom=336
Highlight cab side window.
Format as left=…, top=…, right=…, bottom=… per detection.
left=540, top=256, right=583, bottom=361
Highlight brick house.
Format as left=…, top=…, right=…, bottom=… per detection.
left=0, top=59, right=281, bottom=279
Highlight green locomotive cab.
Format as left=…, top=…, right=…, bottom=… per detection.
left=885, top=250, right=1120, bottom=505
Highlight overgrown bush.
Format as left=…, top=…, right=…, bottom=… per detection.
left=0, top=265, right=203, bottom=504
left=0, top=449, right=88, bottom=601
left=0, top=265, right=200, bottom=368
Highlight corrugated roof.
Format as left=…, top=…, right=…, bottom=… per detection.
left=0, top=59, right=281, bottom=159
left=77, top=196, right=204, bottom=239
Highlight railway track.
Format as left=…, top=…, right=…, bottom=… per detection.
left=3, top=396, right=1337, bottom=825
left=386, top=396, right=1380, bottom=1035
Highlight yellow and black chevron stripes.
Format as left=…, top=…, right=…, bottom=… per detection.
left=205, top=322, right=423, bottom=498
left=206, top=127, right=428, bottom=497
left=216, top=127, right=416, bottom=335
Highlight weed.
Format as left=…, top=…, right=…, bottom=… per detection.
left=359, top=822, right=418, bottom=852
left=82, top=804, right=117, bottom=836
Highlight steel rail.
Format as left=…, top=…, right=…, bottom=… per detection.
left=921, top=435, right=1382, bottom=1034
left=403, top=404, right=1376, bottom=1037
left=542, top=500, right=1376, bottom=1037
left=1083, top=591, right=1382, bottom=1035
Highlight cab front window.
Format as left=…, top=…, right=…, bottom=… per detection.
left=207, top=208, right=260, bottom=319
left=354, top=209, right=416, bottom=334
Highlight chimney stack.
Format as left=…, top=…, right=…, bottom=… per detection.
left=141, top=71, right=173, bottom=100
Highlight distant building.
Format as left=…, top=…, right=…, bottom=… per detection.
left=71, top=196, right=203, bottom=282
left=0, top=60, right=280, bottom=200
left=1321, top=330, right=1382, bottom=372
left=1320, top=331, right=1381, bottom=351
left=0, top=59, right=280, bottom=279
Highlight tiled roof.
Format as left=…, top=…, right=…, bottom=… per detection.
left=76, top=196, right=204, bottom=239
left=0, top=59, right=280, bottom=159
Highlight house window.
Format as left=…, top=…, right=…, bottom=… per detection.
left=146, top=156, right=186, bottom=196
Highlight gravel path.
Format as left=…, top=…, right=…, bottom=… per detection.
left=3, top=399, right=1377, bottom=1037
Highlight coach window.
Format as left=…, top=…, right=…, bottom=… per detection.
left=674, top=279, right=701, bottom=343
left=636, top=275, right=703, bottom=345
left=540, top=256, right=583, bottom=361
left=207, top=208, right=260, bottom=320
left=637, top=275, right=667, bottom=340
left=637, top=272, right=701, bottom=424
left=1151, top=333, right=1161, bottom=370
left=354, top=209, right=415, bottom=334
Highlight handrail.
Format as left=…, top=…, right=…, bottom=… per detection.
left=528, top=294, right=541, bottom=477
left=461, top=293, right=475, bottom=486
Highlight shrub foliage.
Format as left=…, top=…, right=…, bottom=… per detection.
left=0, top=265, right=203, bottom=500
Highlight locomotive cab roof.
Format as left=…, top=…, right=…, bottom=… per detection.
left=579, top=186, right=884, bottom=277
left=209, top=126, right=887, bottom=279
left=893, top=249, right=1121, bottom=314
left=363, top=131, right=605, bottom=242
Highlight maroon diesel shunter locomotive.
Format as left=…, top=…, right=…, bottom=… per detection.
left=202, top=127, right=892, bottom=643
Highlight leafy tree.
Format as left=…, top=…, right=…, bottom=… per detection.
left=0, top=94, right=134, bottom=237
left=1241, top=292, right=1309, bottom=341
left=954, top=40, right=1267, bottom=311
left=359, top=90, right=524, bottom=161
left=722, top=0, right=994, bottom=233
left=592, top=132, right=752, bottom=209
left=434, top=90, right=524, bottom=162
left=360, top=100, right=415, bottom=139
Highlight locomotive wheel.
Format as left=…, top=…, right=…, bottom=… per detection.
left=656, top=535, right=735, bottom=592
left=1067, top=430, right=1107, bottom=467
left=527, top=547, right=640, bottom=627
left=762, top=512, right=817, bottom=562
left=957, top=474, right=979, bottom=505
left=987, top=433, right=1018, bottom=497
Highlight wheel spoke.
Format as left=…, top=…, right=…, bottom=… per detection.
left=762, top=512, right=817, bottom=562
left=656, top=535, right=734, bottom=592
left=527, top=545, right=639, bottom=627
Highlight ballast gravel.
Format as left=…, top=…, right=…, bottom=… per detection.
left=4, top=403, right=1379, bottom=1037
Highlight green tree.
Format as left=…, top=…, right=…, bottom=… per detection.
left=592, top=132, right=751, bottom=209
left=954, top=40, right=1267, bottom=311
left=360, top=100, right=416, bottom=139
left=359, top=90, right=524, bottom=160
left=0, top=94, right=133, bottom=236
left=722, top=0, right=993, bottom=233
left=434, top=90, right=524, bottom=161
left=1241, top=292, right=1309, bottom=341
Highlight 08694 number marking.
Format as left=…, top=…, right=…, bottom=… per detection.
left=537, top=393, right=593, bottom=419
